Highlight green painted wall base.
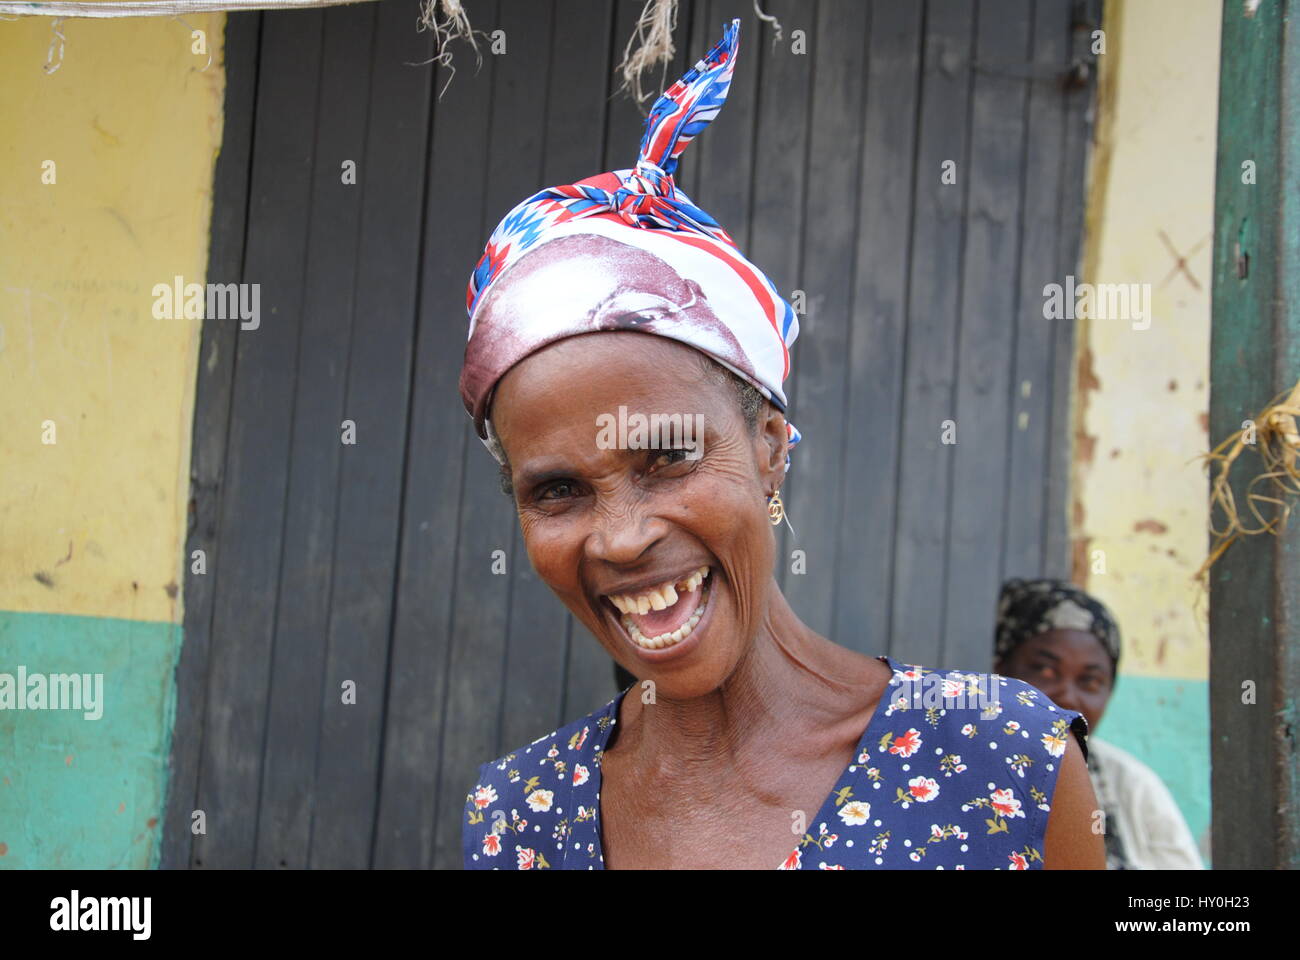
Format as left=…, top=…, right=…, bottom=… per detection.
left=0, top=610, right=181, bottom=868
left=1096, top=673, right=1210, bottom=866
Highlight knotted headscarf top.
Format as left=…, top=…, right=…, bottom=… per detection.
left=460, top=19, right=801, bottom=468
left=994, top=578, right=1122, bottom=673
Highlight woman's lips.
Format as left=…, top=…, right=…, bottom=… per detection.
left=603, top=566, right=713, bottom=652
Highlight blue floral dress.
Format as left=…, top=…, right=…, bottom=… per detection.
left=462, top=656, right=1087, bottom=869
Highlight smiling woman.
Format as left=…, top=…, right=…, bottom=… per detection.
left=458, top=20, right=1104, bottom=871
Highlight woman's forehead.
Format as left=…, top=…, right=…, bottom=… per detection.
left=493, top=335, right=727, bottom=436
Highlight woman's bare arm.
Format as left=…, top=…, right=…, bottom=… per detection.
left=1043, top=734, right=1107, bottom=869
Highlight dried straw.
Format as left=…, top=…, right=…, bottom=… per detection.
left=1194, top=376, right=1300, bottom=584
left=418, top=0, right=481, bottom=98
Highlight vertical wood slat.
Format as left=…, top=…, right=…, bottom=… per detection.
left=307, top=0, right=434, bottom=869
left=171, top=0, right=1095, bottom=869
left=376, top=0, right=503, bottom=871
left=941, top=0, right=1032, bottom=667
left=890, top=0, right=977, bottom=668
left=777, top=0, right=867, bottom=642
left=190, top=8, right=327, bottom=869
left=1002, top=0, right=1069, bottom=587
left=744, top=0, right=814, bottom=595
left=833, top=0, right=925, bottom=659
left=253, top=1, right=376, bottom=870
left=163, top=8, right=262, bottom=871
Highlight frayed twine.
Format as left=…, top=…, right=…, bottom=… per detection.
left=417, top=0, right=482, bottom=99
left=1194, top=376, right=1300, bottom=586
left=616, top=0, right=783, bottom=110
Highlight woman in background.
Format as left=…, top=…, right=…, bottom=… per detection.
left=994, top=578, right=1204, bottom=869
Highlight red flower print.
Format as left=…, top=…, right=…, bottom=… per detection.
left=990, top=788, right=1024, bottom=819
left=890, top=728, right=922, bottom=758
left=473, top=785, right=498, bottom=809
left=483, top=833, right=502, bottom=856
left=573, top=763, right=590, bottom=786
left=778, top=848, right=803, bottom=870
left=517, top=847, right=536, bottom=870
left=1008, top=851, right=1028, bottom=870
left=907, top=776, right=939, bottom=802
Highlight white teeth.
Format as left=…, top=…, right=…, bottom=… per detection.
left=619, top=583, right=709, bottom=650
left=607, top=565, right=710, bottom=616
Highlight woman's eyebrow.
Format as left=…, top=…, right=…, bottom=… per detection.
left=516, top=465, right=575, bottom=489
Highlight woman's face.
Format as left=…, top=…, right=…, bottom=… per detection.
left=997, top=629, right=1114, bottom=733
left=490, top=331, right=786, bottom=700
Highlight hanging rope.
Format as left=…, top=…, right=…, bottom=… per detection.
left=1194, top=376, right=1300, bottom=584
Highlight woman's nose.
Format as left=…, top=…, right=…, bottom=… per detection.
left=586, top=504, right=667, bottom=565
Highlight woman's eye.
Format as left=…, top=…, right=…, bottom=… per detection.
left=538, top=480, right=577, bottom=500
left=649, top=448, right=690, bottom=471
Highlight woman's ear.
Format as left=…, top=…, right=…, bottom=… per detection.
left=757, top=402, right=788, bottom=491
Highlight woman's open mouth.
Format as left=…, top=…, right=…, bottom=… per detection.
left=605, top=565, right=711, bottom=651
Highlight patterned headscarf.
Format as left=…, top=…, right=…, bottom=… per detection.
left=460, top=19, right=800, bottom=469
left=994, top=578, right=1122, bottom=673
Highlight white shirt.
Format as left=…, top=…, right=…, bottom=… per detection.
left=1087, top=736, right=1204, bottom=869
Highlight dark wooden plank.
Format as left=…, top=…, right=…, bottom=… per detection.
left=251, top=0, right=377, bottom=870
left=832, top=0, right=924, bottom=659
left=774, top=0, right=866, bottom=643
left=889, top=0, right=975, bottom=668
left=163, top=8, right=262, bottom=870
left=191, top=7, right=326, bottom=869
left=375, top=0, right=502, bottom=872
left=1001, top=0, right=1071, bottom=589
left=741, top=0, right=813, bottom=593
left=306, top=0, right=434, bottom=869
left=431, top=0, right=561, bottom=871
left=941, top=0, right=1031, bottom=670
left=1045, top=0, right=1101, bottom=582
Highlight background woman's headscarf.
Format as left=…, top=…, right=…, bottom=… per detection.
left=460, top=19, right=801, bottom=469
left=994, top=578, right=1122, bottom=673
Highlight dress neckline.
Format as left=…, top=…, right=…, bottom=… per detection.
left=587, top=654, right=903, bottom=869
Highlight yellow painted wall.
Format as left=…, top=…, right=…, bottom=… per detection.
left=0, top=13, right=223, bottom=622
left=0, top=12, right=225, bottom=868
left=1072, top=0, right=1220, bottom=853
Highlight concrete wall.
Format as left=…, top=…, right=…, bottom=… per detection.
left=0, top=13, right=225, bottom=867
left=1072, top=0, right=1221, bottom=862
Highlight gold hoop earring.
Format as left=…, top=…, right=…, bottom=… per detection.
left=767, top=488, right=786, bottom=526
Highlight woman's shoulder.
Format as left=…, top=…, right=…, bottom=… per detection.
left=461, top=693, right=623, bottom=870
left=881, top=657, right=1087, bottom=750
left=821, top=658, right=1084, bottom=869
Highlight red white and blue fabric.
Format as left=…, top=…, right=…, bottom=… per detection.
left=460, top=18, right=801, bottom=469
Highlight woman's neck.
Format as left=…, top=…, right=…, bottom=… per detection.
left=610, top=579, right=879, bottom=790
